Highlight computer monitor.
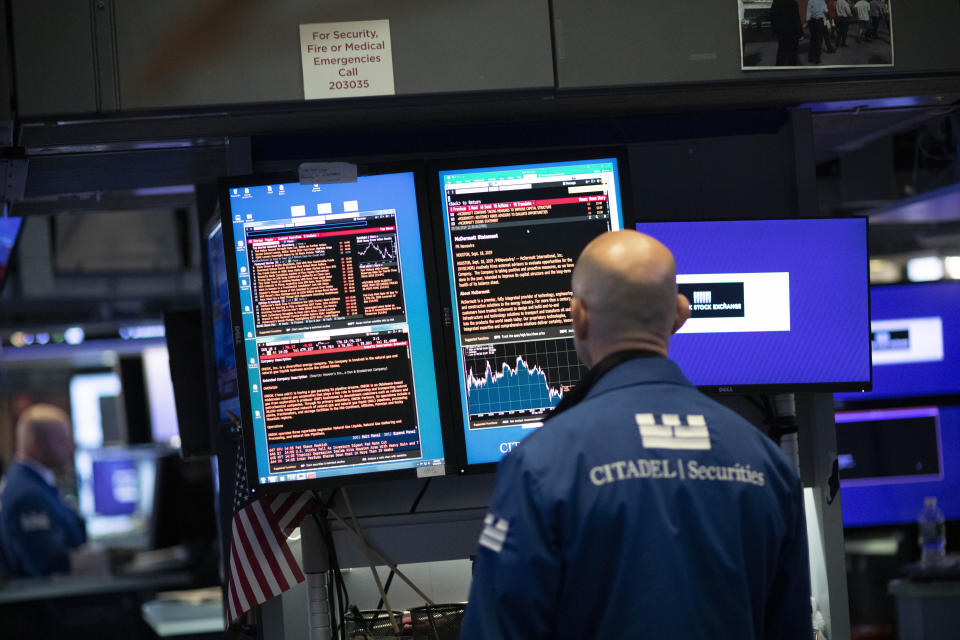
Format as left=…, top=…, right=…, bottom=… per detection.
left=164, top=309, right=214, bottom=457
left=142, top=345, right=180, bottom=447
left=202, top=218, right=242, bottom=429
left=70, top=372, right=123, bottom=449
left=150, top=451, right=217, bottom=550
left=635, top=218, right=872, bottom=391
left=836, top=406, right=960, bottom=526
left=437, top=156, right=627, bottom=467
left=0, top=216, right=22, bottom=293
left=835, top=281, right=960, bottom=405
left=220, top=170, right=449, bottom=492
left=75, top=446, right=159, bottom=549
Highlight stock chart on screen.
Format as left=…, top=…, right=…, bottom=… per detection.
left=224, top=173, right=445, bottom=487
left=439, top=158, right=625, bottom=465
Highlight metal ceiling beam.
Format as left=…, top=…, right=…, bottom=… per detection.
left=20, top=144, right=226, bottom=198
left=17, top=74, right=960, bottom=151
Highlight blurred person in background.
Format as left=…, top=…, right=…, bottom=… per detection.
left=771, top=0, right=804, bottom=66
left=836, top=0, right=853, bottom=47
left=0, top=404, right=86, bottom=577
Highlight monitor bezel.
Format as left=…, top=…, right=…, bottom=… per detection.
left=218, top=164, right=458, bottom=495
left=425, top=148, right=634, bottom=474
left=632, top=215, right=874, bottom=395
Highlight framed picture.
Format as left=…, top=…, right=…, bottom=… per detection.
left=740, top=0, right=894, bottom=69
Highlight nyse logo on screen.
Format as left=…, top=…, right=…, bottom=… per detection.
left=871, top=329, right=910, bottom=351
left=678, top=282, right=745, bottom=318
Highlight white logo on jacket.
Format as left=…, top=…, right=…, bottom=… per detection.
left=20, top=510, right=52, bottom=532
left=636, top=413, right=711, bottom=450
left=478, top=512, right=510, bottom=553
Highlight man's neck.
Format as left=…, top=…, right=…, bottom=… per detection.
left=588, top=338, right=668, bottom=367
left=15, top=454, right=57, bottom=486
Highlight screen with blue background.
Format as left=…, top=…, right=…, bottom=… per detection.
left=837, top=406, right=960, bottom=526
left=224, top=173, right=445, bottom=486
left=835, top=281, right=960, bottom=403
left=205, top=221, right=242, bottom=425
left=636, top=218, right=871, bottom=388
left=439, top=158, right=624, bottom=465
left=0, top=216, right=22, bottom=290
left=92, top=458, right=140, bottom=516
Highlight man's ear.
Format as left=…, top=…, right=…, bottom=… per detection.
left=571, top=297, right=589, bottom=341
left=672, top=293, right=691, bottom=335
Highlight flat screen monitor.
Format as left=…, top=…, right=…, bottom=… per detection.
left=635, top=218, right=871, bottom=391
left=835, top=281, right=960, bottom=404
left=438, top=157, right=626, bottom=466
left=70, top=372, right=123, bottom=449
left=0, top=216, right=22, bottom=292
left=836, top=406, right=960, bottom=526
left=75, top=446, right=159, bottom=549
left=204, top=219, right=242, bottom=427
left=142, top=345, right=180, bottom=446
left=220, top=171, right=447, bottom=491
left=164, top=309, right=213, bottom=457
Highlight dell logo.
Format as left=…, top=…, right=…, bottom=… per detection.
left=693, top=290, right=712, bottom=305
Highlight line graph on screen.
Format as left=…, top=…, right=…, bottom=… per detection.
left=464, top=338, right=584, bottom=415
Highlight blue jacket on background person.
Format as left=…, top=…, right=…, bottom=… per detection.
left=0, top=405, right=86, bottom=578
left=0, top=458, right=86, bottom=577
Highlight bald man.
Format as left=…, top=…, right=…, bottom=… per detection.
left=461, top=231, right=810, bottom=640
left=0, top=404, right=86, bottom=577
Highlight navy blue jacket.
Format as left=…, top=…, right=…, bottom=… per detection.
left=461, top=357, right=810, bottom=640
left=0, top=459, right=86, bottom=577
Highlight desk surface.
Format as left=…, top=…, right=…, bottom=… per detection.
left=141, top=599, right=225, bottom=637
left=889, top=578, right=960, bottom=597
left=0, top=571, right=194, bottom=604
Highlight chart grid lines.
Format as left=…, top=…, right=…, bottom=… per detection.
left=464, top=338, right=584, bottom=419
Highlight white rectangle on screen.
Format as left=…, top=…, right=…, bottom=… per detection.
left=290, top=205, right=306, bottom=217
left=676, top=272, right=790, bottom=334
left=871, top=317, right=944, bottom=365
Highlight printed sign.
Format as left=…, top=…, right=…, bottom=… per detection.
left=299, top=20, right=395, bottom=100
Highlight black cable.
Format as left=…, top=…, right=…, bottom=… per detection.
left=745, top=395, right=768, bottom=417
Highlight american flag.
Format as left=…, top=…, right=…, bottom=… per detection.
left=226, top=442, right=316, bottom=624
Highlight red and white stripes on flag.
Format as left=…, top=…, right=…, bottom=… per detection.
left=226, top=491, right=316, bottom=624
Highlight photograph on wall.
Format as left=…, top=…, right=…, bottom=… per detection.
left=739, top=0, right=894, bottom=69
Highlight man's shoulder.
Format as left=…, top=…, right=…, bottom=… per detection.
left=0, top=467, right=53, bottom=513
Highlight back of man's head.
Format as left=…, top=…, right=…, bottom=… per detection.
left=570, top=230, right=687, bottom=367
left=16, top=404, right=74, bottom=472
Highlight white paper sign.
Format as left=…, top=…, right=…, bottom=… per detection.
left=299, top=20, right=395, bottom=100
left=298, top=162, right=358, bottom=185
